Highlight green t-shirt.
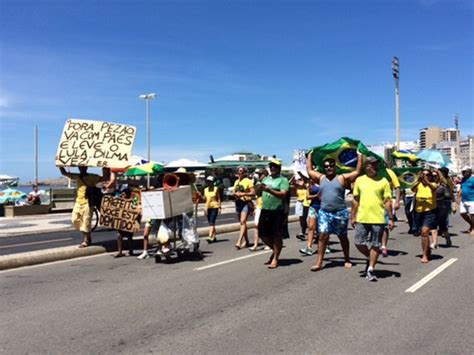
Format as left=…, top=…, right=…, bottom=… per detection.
left=262, top=175, right=289, bottom=210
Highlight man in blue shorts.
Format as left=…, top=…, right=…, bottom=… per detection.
left=306, top=151, right=363, bottom=271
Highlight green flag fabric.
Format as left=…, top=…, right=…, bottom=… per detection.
left=391, top=167, right=422, bottom=189
left=308, top=137, right=387, bottom=177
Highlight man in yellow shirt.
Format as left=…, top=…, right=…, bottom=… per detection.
left=412, top=169, right=437, bottom=263
left=380, top=168, right=401, bottom=257
left=351, top=157, right=394, bottom=281
left=59, top=166, right=107, bottom=248
left=233, top=166, right=255, bottom=249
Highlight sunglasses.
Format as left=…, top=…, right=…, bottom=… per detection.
left=324, top=164, right=336, bottom=168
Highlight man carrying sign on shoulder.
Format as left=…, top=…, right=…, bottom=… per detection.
left=306, top=150, right=363, bottom=272
left=59, top=166, right=108, bottom=248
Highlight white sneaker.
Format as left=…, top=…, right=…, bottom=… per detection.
left=137, top=251, right=149, bottom=260
left=430, top=243, right=438, bottom=250
left=264, top=246, right=271, bottom=251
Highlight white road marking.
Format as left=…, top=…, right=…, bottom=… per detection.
left=405, top=258, right=458, bottom=293
left=0, top=238, right=73, bottom=249
left=0, top=253, right=109, bottom=274
left=194, top=250, right=271, bottom=271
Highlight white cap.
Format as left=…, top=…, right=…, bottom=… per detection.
left=461, top=166, right=472, bottom=172
left=206, top=176, right=215, bottom=182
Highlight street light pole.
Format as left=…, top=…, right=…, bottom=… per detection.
left=139, top=93, right=157, bottom=188
left=34, top=125, right=38, bottom=185
left=392, top=56, right=400, bottom=150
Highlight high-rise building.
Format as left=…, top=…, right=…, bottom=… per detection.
left=442, top=128, right=460, bottom=142
left=459, top=135, right=474, bottom=168
left=419, top=126, right=460, bottom=149
left=419, top=127, right=443, bottom=149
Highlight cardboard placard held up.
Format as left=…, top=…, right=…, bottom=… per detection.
left=55, top=119, right=136, bottom=168
left=99, top=195, right=142, bottom=233
left=141, top=186, right=193, bottom=219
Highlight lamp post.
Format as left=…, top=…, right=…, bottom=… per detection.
left=139, top=93, right=157, bottom=188
left=392, top=56, right=400, bottom=150
left=34, top=125, right=38, bottom=185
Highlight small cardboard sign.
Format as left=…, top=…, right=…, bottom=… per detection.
left=99, top=195, right=142, bottom=233
left=55, top=119, right=136, bottom=168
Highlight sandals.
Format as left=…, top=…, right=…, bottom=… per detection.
left=79, top=241, right=90, bottom=248
left=310, top=265, right=323, bottom=272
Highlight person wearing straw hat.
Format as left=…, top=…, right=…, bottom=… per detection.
left=59, top=166, right=108, bottom=248
left=258, top=159, right=289, bottom=269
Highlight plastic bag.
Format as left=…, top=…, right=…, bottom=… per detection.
left=182, top=213, right=199, bottom=244
left=157, top=224, right=172, bottom=244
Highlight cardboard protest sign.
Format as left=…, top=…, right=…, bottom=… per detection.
left=99, top=195, right=142, bottom=233
left=141, top=186, right=193, bottom=219
left=55, top=119, right=136, bottom=168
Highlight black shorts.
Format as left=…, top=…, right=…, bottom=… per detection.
left=258, top=209, right=286, bottom=240
left=415, top=210, right=437, bottom=230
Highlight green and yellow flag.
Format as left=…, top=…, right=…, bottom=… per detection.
left=308, top=137, right=385, bottom=176
left=391, top=167, right=422, bottom=189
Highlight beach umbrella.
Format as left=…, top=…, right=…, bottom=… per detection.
left=416, top=149, right=452, bottom=167
left=0, top=188, right=27, bottom=204
left=124, top=162, right=165, bottom=176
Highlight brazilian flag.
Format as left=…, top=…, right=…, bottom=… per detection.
left=392, top=150, right=419, bottom=163
left=308, top=137, right=392, bottom=181
left=392, top=167, right=422, bottom=189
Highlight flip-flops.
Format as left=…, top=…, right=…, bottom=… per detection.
left=79, top=241, right=90, bottom=248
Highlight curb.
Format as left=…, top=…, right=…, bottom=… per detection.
left=0, top=215, right=299, bottom=271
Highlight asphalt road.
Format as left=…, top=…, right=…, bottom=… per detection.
left=0, top=207, right=294, bottom=256
left=1, top=214, right=473, bottom=354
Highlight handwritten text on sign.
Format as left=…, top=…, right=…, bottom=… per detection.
left=99, top=195, right=142, bottom=233
left=55, top=119, right=136, bottom=168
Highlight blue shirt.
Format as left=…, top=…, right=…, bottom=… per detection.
left=461, top=176, right=474, bottom=202
left=309, top=185, right=321, bottom=210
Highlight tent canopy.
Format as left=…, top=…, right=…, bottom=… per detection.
left=165, top=158, right=209, bottom=169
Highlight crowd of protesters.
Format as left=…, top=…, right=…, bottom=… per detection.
left=59, top=160, right=473, bottom=280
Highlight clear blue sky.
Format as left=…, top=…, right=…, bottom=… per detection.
left=1, top=0, right=472, bottom=181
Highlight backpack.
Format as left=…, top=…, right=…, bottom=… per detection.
left=79, top=176, right=103, bottom=209
left=86, top=186, right=103, bottom=209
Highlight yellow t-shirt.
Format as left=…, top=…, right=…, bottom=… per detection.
left=415, top=183, right=437, bottom=213
left=233, top=177, right=254, bottom=202
left=256, top=196, right=263, bottom=209
left=386, top=169, right=401, bottom=191
left=204, top=186, right=220, bottom=209
left=353, top=175, right=392, bottom=224
left=296, top=187, right=306, bottom=201
left=73, top=174, right=102, bottom=205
